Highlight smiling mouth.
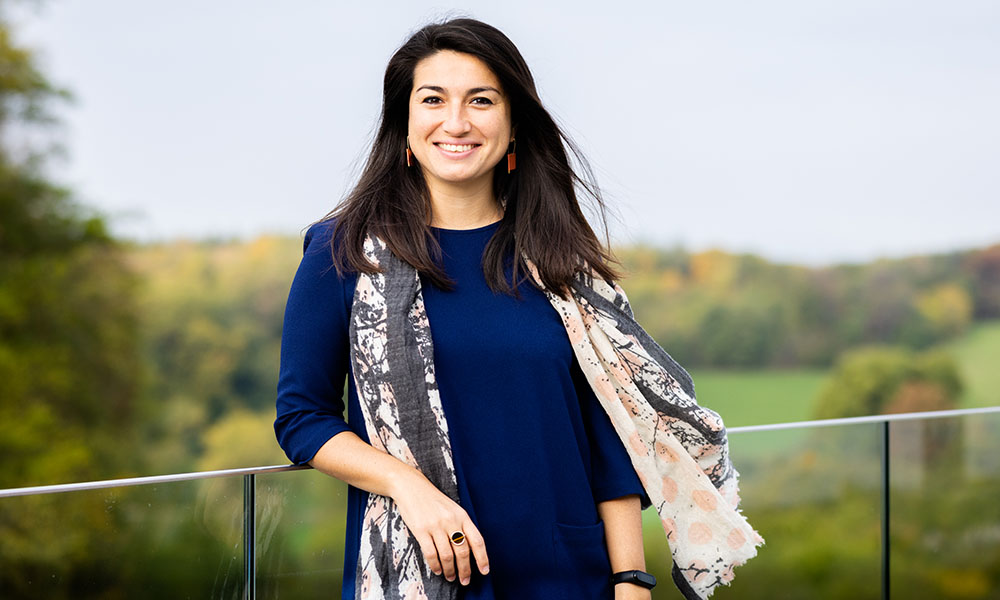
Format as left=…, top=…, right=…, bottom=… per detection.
left=435, top=142, right=480, bottom=153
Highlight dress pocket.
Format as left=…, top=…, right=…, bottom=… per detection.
left=551, top=520, right=614, bottom=600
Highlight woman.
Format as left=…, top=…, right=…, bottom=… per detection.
left=275, top=18, right=759, bottom=600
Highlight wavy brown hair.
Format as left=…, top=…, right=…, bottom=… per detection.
left=323, top=17, right=623, bottom=299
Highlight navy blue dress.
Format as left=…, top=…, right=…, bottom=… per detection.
left=274, top=219, right=650, bottom=600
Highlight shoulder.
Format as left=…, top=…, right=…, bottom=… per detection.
left=302, top=218, right=340, bottom=256
left=301, top=217, right=358, bottom=274
left=288, top=219, right=358, bottom=315
left=296, top=217, right=358, bottom=286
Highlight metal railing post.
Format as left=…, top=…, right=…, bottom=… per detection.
left=244, top=473, right=256, bottom=600
left=881, top=420, right=890, bottom=600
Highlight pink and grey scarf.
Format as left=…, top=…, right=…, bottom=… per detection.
left=348, top=232, right=763, bottom=600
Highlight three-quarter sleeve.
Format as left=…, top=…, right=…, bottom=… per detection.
left=274, top=221, right=356, bottom=465
left=575, top=360, right=653, bottom=510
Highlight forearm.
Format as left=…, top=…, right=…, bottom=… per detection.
left=598, top=493, right=650, bottom=600
left=308, top=430, right=423, bottom=500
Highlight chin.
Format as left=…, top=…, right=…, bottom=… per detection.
left=430, top=169, right=488, bottom=185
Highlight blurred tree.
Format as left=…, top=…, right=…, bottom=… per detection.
left=883, top=380, right=952, bottom=414
left=618, top=242, right=989, bottom=369
left=964, top=244, right=1000, bottom=319
left=0, top=3, right=142, bottom=596
left=0, top=0, right=141, bottom=486
left=812, top=346, right=963, bottom=420
left=696, top=304, right=785, bottom=367
left=690, top=248, right=738, bottom=291
left=197, top=409, right=288, bottom=471
left=132, top=235, right=299, bottom=473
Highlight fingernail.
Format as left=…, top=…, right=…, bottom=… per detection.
left=461, top=577, right=469, bottom=585
left=482, top=566, right=490, bottom=575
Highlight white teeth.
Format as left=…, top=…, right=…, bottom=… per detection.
left=437, top=143, right=476, bottom=153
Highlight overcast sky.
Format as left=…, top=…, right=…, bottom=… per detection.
left=13, top=0, right=1000, bottom=265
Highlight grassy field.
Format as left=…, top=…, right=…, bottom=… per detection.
left=689, top=368, right=828, bottom=428
left=687, top=319, right=1000, bottom=431
left=939, top=319, right=1000, bottom=409
left=686, top=369, right=828, bottom=460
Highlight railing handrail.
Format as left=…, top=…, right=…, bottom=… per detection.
left=1, top=405, right=997, bottom=499
left=0, top=464, right=310, bottom=499
left=727, top=405, right=1000, bottom=433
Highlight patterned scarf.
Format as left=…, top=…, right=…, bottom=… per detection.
left=348, top=232, right=763, bottom=600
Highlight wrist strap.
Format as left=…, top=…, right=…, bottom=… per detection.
left=610, top=569, right=657, bottom=589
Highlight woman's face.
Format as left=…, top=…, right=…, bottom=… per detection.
left=407, top=50, right=513, bottom=193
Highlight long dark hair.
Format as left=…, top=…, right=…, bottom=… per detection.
left=323, top=17, right=623, bottom=299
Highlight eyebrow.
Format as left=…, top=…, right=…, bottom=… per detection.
left=415, top=85, right=502, bottom=95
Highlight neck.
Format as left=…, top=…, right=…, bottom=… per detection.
left=425, top=175, right=503, bottom=230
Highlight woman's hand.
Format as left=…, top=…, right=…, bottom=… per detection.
left=389, top=469, right=490, bottom=586
left=308, top=432, right=489, bottom=585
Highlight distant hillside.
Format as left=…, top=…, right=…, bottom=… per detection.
left=618, top=242, right=1000, bottom=367
left=120, top=235, right=1000, bottom=472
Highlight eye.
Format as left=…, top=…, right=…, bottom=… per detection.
left=421, top=96, right=443, bottom=105
left=471, top=97, right=495, bottom=106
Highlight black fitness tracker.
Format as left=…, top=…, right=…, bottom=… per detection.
left=611, top=569, right=657, bottom=589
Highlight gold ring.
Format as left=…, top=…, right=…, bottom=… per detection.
left=450, top=531, right=466, bottom=546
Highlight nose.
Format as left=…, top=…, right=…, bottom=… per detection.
left=442, top=104, right=471, bottom=136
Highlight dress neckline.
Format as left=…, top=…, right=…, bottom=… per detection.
left=430, top=219, right=502, bottom=235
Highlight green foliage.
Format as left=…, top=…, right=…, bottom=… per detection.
left=197, top=410, right=288, bottom=470
left=964, top=244, right=1000, bottom=318
left=0, top=5, right=143, bottom=598
left=617, top=243, right=988, bottom=368
left=812, top=346, right=963, bottom=419
left=696, top=304, right=785, bottom=367
left=0, top=3, right=139, bottom=487
left=131, top=236, right=301, bottom=472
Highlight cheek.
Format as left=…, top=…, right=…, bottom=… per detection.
left=408, top=110, right=436, bottom=138
left=483, top=115, right=512, bottom=145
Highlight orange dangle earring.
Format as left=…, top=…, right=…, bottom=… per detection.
left=506, top=138, right=516, bottom=174
left=406, top=137, right=414, bottom=168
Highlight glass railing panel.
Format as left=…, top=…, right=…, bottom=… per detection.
left=0, top=476, right=244, bottom=599
left=889, top=412, right=1000, bottom=600
left=642, top=422, right=884, bottom=599
left=6, top=409, right=995, bottom=599
left=254, top=468, right=348, bottom=599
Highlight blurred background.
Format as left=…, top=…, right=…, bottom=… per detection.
left=1, top=0, right=998, bottom=598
